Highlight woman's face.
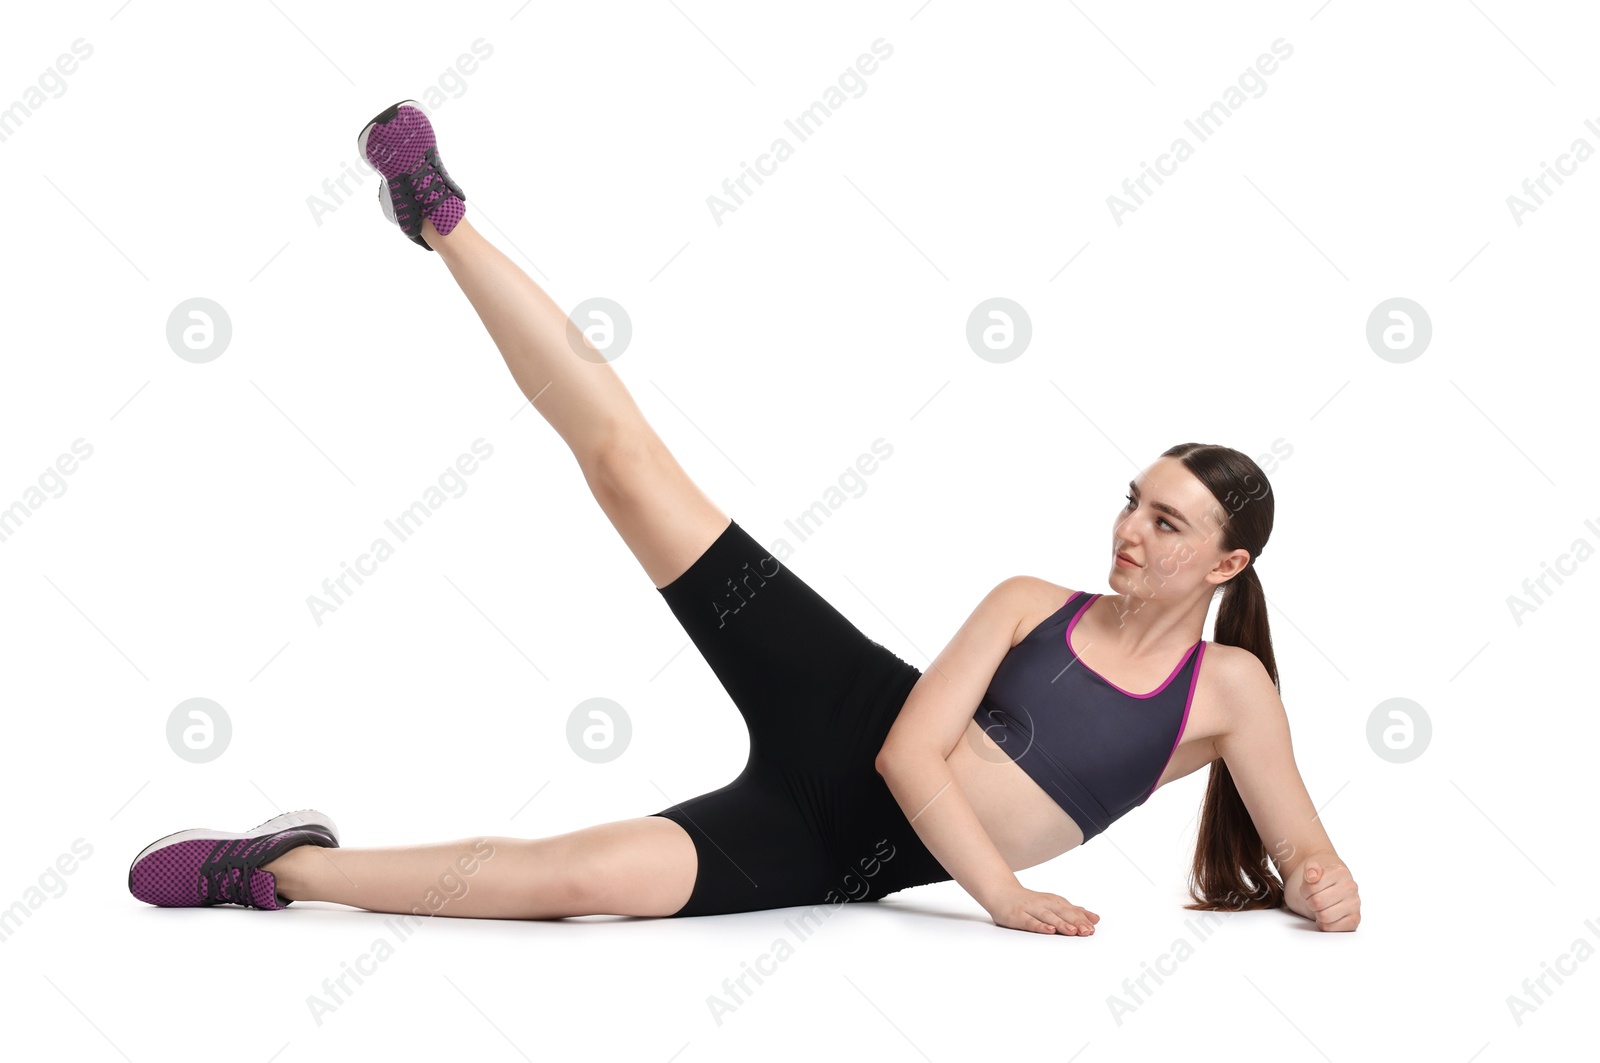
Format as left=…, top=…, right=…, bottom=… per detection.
left=1110, top=457, right=1248, bottom=599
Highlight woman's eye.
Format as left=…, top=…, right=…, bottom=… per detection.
left=1127, top=494, right=1176, bottom=532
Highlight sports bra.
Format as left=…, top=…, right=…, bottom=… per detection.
left=971, top=591, right=1206, bottom=844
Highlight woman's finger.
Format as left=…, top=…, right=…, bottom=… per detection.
left=1041, top=910, right=1078, bottom=934
left=1036, top=909, right=1075, bottom=934
left=1318, top=909, right=1359, bottom=931
left=1024, top=914, right=1057, bottom=934
left=1315, top=896, right=1358, bottom=927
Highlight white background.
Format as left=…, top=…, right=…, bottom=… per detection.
left=2, top=1, right=1596, bottom=1060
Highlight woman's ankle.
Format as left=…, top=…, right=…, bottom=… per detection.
left=263, top=843, right=324, bottom=902
left=423, top=214, right=467, bottom=250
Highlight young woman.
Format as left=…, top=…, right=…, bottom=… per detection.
left=127, top=102, right=1361, bottom=936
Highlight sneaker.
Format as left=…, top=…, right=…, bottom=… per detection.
left=356, top=99, right=467, bottom=251
left=128, top=809, right=339, bottom=910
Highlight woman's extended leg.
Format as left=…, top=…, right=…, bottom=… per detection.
left=261, top=817, right=697, bottom=919
left=423, top=214, right=728, bottom=590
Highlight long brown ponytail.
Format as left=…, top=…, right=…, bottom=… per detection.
left=1160, top=444, right=1284, bottom=913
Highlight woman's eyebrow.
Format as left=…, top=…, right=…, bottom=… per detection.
left=1127, top=481, right=1192, bottom=527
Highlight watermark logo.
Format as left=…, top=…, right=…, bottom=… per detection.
left=305, top=839, right=496, bottom=1025
left=1106, top=910, right=1225, bottom=1024
left=306, top=439, right=495, bottom=626
left=1107, top=841, right=1293, bottom=1025
left=706, top=37, right=895, bottom=227
left=766, top=437, right=895, bottom=558
left=1365, top=696, right=1430, bottom=763
left=702, top=547, right=781, bottom=632
left=1365, top=297, right=1431, bottom=363
left=0, top=438, right=94, bottom=547
left=967, top=701, right=1039, bottom=766
left=682, top=438, right=900, bottom=637
left=0, top=839, right=94, bottom=945
left=167, top=697, right=232, bottom=763
left=1505, top=118, right=1600, bottom=227
left=1107, top=38, right=1294, bottom=226
left=166, top=298, right=233, bottom=363
left=1505, top=915, right=1600, bottom=1026
left=966, top=298, right=1032, bottom=363
left=566, top=697, right=633, bottom=763
left=0, top=38, right=94, bottom=145
left=705, top=839, right=897, bottom=1026
left=565, top=297, right=634, bottom=363
left=1506, top=518, right=1599, bottom=626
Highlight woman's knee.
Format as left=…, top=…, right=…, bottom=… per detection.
left=583, top=425, right=667, bottom=495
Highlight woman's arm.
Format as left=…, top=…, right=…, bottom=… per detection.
left=876, top=578, right=1098, bottom=934
left=1213, top=653, right=1362, bottom=931
left=876, top=748, right=1019, bottom=910
left=876, top=578, right=1030, bottom=911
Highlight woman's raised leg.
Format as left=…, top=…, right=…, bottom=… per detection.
left=261, top=817, right=697, bottom=919
left=422, top=215, right=729, bottom=590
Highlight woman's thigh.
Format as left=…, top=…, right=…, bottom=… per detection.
left=655, top=518, right=883, bottom=764
left=648, top=763, right=847, bottom=918
left=534, top=816, right=701, bottom=918
left=828, top=773, right=955, bottom=904
left=583, top=431, right=734, bottom=592
left=647, top=756, right=955, bottom=918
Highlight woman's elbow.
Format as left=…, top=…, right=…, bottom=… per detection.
left=873, top=744, right=895, bottom=775
left=875, top=741, right=914, bottom=776
left=875, top=742, right=939, bottom=777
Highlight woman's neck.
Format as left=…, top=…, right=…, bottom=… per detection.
left=1094, top=589, right=1211, bottom=659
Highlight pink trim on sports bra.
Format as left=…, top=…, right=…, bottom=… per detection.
left=1064, top=593, right=1203, bottom=699
left=1145, top=640, right=1206, bottom=799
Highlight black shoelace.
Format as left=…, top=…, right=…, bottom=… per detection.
left=402, top=145, right=464, bottom=215
left=199, top=841, right=260, bottom=906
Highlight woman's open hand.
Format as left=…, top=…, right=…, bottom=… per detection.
left=985, top=886, right=1099, bottom=936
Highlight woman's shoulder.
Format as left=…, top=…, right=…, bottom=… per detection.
left=1001, top=577, right=1082, bottom=647
left=1178, top=643, right=1260, bottom=749
left=1010, top=576, right=1081, bottom=604
left=1200, top=642, right=1268, bottom=680
left=1197, top=642, right=1259, bottom=694
left=1196, top=643, right=1282, bottom=738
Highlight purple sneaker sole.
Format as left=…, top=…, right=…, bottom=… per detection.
left=355, top=99, right=415, bottom=176
left=356, top=99, right=466, bottom=251
left=128, top=809, right=339, bottom=910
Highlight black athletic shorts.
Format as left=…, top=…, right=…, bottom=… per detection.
left=648, top=518, right=955, bottom=917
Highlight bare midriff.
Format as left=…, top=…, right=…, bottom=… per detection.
left=943, top=579, right=1231, bottom=872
